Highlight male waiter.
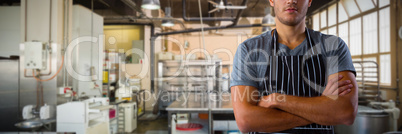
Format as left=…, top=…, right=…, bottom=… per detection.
left=230, top=0, right=357, bottom=133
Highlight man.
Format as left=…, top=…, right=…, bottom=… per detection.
left=230, top=0, right=358, bottom=133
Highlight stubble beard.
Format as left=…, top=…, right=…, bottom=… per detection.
left=275, top=7, right=306, bottom=26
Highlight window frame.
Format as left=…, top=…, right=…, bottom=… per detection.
left=310, top=0, right=393, bottom=86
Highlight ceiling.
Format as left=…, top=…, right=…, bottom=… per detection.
left=71, top=0, right=334, bottom=22
left=0, top=0, right=335, bottom=24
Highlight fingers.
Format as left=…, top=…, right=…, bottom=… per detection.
left=331, top=80, right=351, bottom=90
left=325, top=75, right=344, bottom=93
left=328, top=75, right=344, bottom=87
left=338, top=84, right=352, bottom=93
left=335, top=83, right=353, bottom=95
left=328, top=80, right=351, bottom=94
left=338, top=89, right=352, bottom=96
left=258, top=93, right=282, bottom=108
left=258, top=95, right=272, bottom=108
left=323, top=75, right=352, bottom=96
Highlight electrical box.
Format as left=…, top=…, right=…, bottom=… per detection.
left=24, top=42, right=43, bottom=69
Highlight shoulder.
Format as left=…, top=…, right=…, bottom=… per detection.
left=308, top=29, right=342, bottom=43
left=308, top=29, right=347, bottom=53
left=238, top=31, right=273, bottom=51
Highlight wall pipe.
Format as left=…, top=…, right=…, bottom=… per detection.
left=155, top=24, right=262, bottom=36
left=104, top=16, right=187, bottom=30
left=150, top=24, right=155, bottom=93
left=395, top=0, right=400, bottom=106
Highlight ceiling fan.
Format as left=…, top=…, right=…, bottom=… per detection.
left=208, top=0, right=247, bottom=13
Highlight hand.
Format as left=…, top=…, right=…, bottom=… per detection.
left=323, top=75, right=353, bottom=97
left=258, top=93, right=286, bottom=108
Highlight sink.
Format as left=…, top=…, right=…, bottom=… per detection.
left=15, top=119, right=43, bottom=131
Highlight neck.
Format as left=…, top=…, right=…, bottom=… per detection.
left=275, top=18, right=306, bottom=49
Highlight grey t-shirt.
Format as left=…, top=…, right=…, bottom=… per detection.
left=230, top=29, right=356, bottom=90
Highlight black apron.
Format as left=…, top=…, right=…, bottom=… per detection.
left=253, top=28, right=334, bottom=134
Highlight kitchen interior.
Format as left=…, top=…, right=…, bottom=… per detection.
left=0, top=0, right=402, bottom=134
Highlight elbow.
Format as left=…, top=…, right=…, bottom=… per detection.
left=236, top=116, right=252, bottom=133
left=235, top=113, right=274, bottom=133
left=339, top=106, right=357, bottom=125
left=233, top=105, right=254, bottom=133
left=342, top=111, right=356, bottom=125
left=235, top=113, right=278, bottom=133
left=235, top=110, right=258, bottom=133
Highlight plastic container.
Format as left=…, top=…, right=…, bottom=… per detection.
left=109, top=109, right=116, bottom=119
left=103, top=71, right=108, bottom=83
left=198, top=113, right=208, bottom=119
left=228, top=130, right=241, bottom=134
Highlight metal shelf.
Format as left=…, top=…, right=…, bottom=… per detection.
left=157, top=60, right=222, bottom=111
left=353, top=61, right=381, bottom=103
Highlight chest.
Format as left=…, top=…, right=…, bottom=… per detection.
left=258, top=54, right=327, bottom=97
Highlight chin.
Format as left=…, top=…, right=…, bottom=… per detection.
left=280, top=19, right=299, bottom=26
left=278, top=17, right=302, bottom=26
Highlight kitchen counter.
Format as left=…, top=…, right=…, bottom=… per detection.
left=166, top=92, right=233, bottom=112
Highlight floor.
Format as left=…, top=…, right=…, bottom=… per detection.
left=132, top=113, right=169, bottom=134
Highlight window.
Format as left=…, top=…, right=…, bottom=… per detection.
left=313, top=14, right=320, bottom=31
left=349, top=18, right=362, bottom=56
left=328, top=27, right=337, bottom=36
left=341, top=0, right=360, bottom=17
left=363, top=12, right=378, bottom=54
left=379, top=7, right=391, bottom=85
left=356, top=0, right=375, bottom=12
left=362, top=57, right=377, bottom=82
left=321, top=29, right=328, bottom=34
left=328, top=4, right=337, bottom=26
left=320, top=10, right=327, bottom=28
left=380, top=7, right=390, bottom=53
left=379, top=0, right=390, bottom=8
left=380, top=54, right=391, bottom=84
left=310, top=2, right=392, bottom=86
left=338, top=2, right=349, bottom=23
left=338, top=23, right=349, bottom=47
left=353, top=58, right=363, bottom=81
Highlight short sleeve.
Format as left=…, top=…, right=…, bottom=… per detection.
left=230, top=43, right=259, bottom=89
left=325, top=37, right=356, bottom=76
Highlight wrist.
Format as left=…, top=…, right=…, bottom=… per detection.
left=270, top=93, right=287, bottom=109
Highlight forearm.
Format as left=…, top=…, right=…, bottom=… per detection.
left=275, top=95, right=356, bottom=125
left=234, top=103, right=311, bottom=133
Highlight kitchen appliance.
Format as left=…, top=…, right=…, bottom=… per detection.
left=14, top=119, right=44, bottom=131
left=57, top=97, right=112, bottom=134
left=176, top=113, right=189, bottom=124
left=115, top=86, right=133, bottom=101
left=115, top=77, right=141, bottom=101
left=117, top=102, right=137, bottom=133
left=370, top=100, right=400, bottom=131
left=337, top=61, right=401, bottom=134
left=71, top=5, right=104, bottom=97
left=22, top=104, right=54, bottom=120
left=335, top=105, right=390, bottom=134
left=0, top=58, right=19, bottom=131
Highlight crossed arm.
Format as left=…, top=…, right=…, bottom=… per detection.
left=231, top=71, right=358, bottom=133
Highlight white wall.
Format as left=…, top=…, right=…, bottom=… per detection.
left=19, top=0, right=66, bottom=117
left=71, top=5, right=104, bottom=97
left=0, top=6, right=20, bottom=57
